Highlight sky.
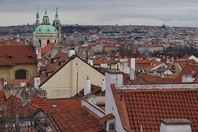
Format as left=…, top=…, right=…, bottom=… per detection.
left=0, top=0, right=198, bottom=27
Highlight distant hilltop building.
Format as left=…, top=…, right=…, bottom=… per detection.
left=33, top=8, right=61, bottom=48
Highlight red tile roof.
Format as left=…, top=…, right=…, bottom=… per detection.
left=174, top=64, right=198, bottom=83
left=111, top=85, right=198, bottom=132
left=138, top=73, right=174, bottom=83
left=30, top=93, right=56, bottom=114
left=100, top=113, right=115, bottom=123
left=0, top=58, right=15, bottom=66
left=5, top=79, right=29, bottom=85
left=135, top=60, right=152, bottom=68
left=146, top=61, right=163, bottom=70
left=2, top=95, right=36, bottom=117
left=0, top=88, right=5, bottom=105
left=0, top=45, right=36, bottom=64
left=47, top=99, right=81, bottom=112
left=50, top=106, right=104, bottom=132
left=41, top=42, right=56, bottom=56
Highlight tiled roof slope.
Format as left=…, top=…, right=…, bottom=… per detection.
left=0, top=58, right=15, bottom=66
left=112, top=86, right=198, bottom=132
left=50, top=106, right=104, bottom=132
left=174, top=64, right=198, bottom=82
left=47, top=99, right=81, bottom=112
left=0, top=88, right=5, bottom=105
left=41, top=42, right=56, bottom=56
left=138, top=73, right=174, bottom=83
left=31, top=94, right=56, bottom=114
left=0, top=45, right=36, bottom=64
left=2, top=95, right=36, bottom=117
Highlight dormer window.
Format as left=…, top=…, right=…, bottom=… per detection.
left=6, top=54, right=12, bottom=58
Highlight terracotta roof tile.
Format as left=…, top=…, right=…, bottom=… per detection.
left=6, top=79, right=29, bottom=85
left=41, top=42, right=56, bottom=56
left=47, top=99, right=81, bottom=112
left=138, top=73, right=174, bottom=83
left=113, top=86, right=198, bottom=132
left=0, top=45, right=36, bottom=64
left=174, top=64, right=198, bottom=83
left=50, top=106, right=104, bottom=132
left=31, top=93, right=56, bottom=114
left=2, top=95, right=36, bottom=117
left=0, top=58, right=15, bottom=66
left=100, top=113, right=115, bottom=123
left=0, top=88, right=5, bottom=105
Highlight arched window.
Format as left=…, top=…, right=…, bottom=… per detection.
left=15, top=70, right=26, bottom=79
left=47, top=40, right=50, bottom=44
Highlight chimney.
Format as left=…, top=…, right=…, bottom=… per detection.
left=130, top=58, right=135, bottom=80
left=68, top=48, right=75, bottom=58
left=105, top=70, right=123, bottom=90
left=160, top=119, right=192, bottom=132
left=84, top=76, right=91, bottom=95
left=88, top=59, right=93, bottom=66
left=4, top=80, right=7, bottom=88
left=36, top=48, right=41, bottom=59
left=101, top=79, right=105, bottom=91
left=20, top=81, right=26, bottom=88
left=34, top=75, right=41, bottom=89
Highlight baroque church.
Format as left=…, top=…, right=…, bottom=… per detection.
left=33, top=8, right=61, bottom=48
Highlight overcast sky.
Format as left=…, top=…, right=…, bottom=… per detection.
left=0, top=0, right=198, bottom=27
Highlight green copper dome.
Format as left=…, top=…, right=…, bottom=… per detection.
left=35, top=25, right=58, bottom=34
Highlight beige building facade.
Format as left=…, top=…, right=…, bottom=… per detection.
left=40, top=56, right=105, bottom=99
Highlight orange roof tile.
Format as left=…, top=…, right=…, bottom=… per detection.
left=138, top=73, right=174, bottom=83
left=146, top=61, right=163, bottom=70
left=0, top=45, right=36, bottom=64
left=0, top=88, right=5, bottom=105
left=41, top=42, right=56, bottom=56
left=47, top=99, right=81, bottom=112
left=6, top=79, right=29, bottom=85
left=174, top=64, right=198, bottom=83
left=112, top=86, right=198, bottom=132
left=135, top=60, right=152, bottom=68
left=100, top=113, right=115, bottom=123
left=50, top=106, right=104, bottom=132
left=31, top=94, right=56, bottom=114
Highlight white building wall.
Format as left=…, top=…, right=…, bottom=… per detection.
left=105, top=71, right=126, bottom=132
left=82, top=99, right=105, bottom=118
left=160, top=124, right=192, bottom=132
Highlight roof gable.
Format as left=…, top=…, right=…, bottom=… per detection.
left=174, top=64, right=198, bottom=82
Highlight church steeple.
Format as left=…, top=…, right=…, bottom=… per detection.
left=42, top=9, right=50, bottom=25
left=35, top=5, right=40, bottom=26
left=52, top=7, right=61, bottom=40
left=52, top=7, right=61, bottom=27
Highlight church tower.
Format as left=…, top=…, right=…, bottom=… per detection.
left=42, top=9, right=50, bottom=24
left=35, top=5, right=40, bottom=26
left=52, top=7, right=61, bottom=41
